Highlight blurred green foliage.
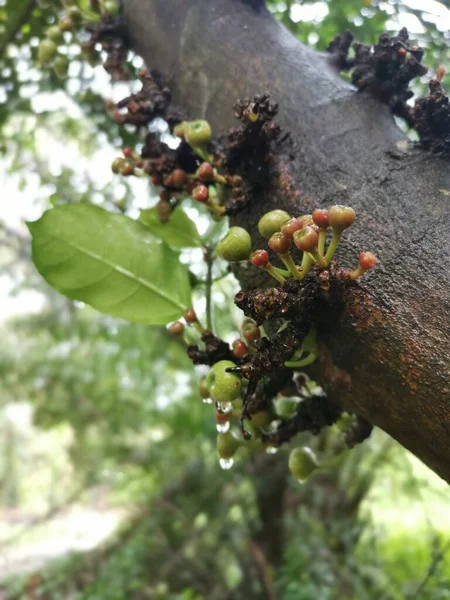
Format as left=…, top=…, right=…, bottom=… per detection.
left=1, top=1, right=450, bottom=599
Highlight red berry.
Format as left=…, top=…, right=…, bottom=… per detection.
left=171, top=168, right=187, bottom=188
left=184, top=308, right=197, bottom=323
left=193, top=185, right=209, bottom=203
left=251, top=249, right=269, bottom=268
left=359, top=251, right=377, bottom=271
left=312, top=208, right=329, bottom=229
left=293, top=226, right=319, bottom=252
left=232, top=339, right=248, bottom=358
left=197, top=162, right=215, bottom=182
left=281, top=217, right=302, bottom=239
left=168, top=321, right=184, bottom=335
left=268, top=232, right=291, bottom=255
left=123, top=146, right=133, bottom=158
left=215, top=411, right=230, bottom=425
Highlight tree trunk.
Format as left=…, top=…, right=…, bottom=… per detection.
left=123, top=0, right=450, bottom=482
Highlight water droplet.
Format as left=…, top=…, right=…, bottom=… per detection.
left=216, top=421, right=230, bottom=433
left=219, top=457, right=234, bottom=470
left=218, top=402, right=233, bottom=413
left=202, top=397, right=213, bottom=405
left=266, top=446, right=278, bottom=454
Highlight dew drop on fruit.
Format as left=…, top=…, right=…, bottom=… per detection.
left=219, top=458, right=234, bottom=470
left=216, top=421, right=230, bottom=433
left=202, top=397, right=213, bottom=405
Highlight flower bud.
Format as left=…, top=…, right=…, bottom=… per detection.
left=168, top=321, right=184, bottom=336
left=196, top=162, right=215, bottom=182
left=293, top=227, right=319, bottom=253
left=281, top=217, right=303, bottom=239
left=192, top=185, right=209, bottom=203
left=268, top=232, right=291, bottom=255
left=312, top=208, right=329, bottom=229
left=250, top=249, right=269, bottom=268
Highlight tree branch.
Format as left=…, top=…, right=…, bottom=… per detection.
left=122, top=0, right=450, bottom=481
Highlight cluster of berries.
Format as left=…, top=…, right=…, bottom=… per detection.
left=38, top=0, right=122, bottom=80
left=111, top=119, right=244, bottom=221
left=217, top=205, right=377, bottom=284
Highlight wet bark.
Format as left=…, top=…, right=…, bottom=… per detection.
left=123, top=0, right=450, bottom=482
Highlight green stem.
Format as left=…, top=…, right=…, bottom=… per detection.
left=264, top=264, right=287, bottom=285
left=300, top=252, right=314, bottom=278
left=191, top=145, right=214, bottom=163
left=273, top=266, right=291, bottom=278
left=318, top=229, right=326, bottom=255
left=280, top=253, right=302, bottom=280
left=325, top=230, right=342, bottom=263
left=308, top=249, right=327, bottom=268
left=284, top=351, right=317, bottom=368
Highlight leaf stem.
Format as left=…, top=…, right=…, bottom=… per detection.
left=204, top=245, right=214, bottom=332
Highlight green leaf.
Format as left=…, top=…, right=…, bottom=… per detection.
left=139, top=206, right=202, bottom=248
left=27, top=204, right=192, bottom=325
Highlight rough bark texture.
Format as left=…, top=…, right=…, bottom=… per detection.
left=123, top=0, right=450, bottom=482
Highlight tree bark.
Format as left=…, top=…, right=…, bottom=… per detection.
left=123, top=0, right=450, bottom=482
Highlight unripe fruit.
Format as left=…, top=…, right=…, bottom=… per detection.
left=217, top=227, right=252, bottom=262
left=198, top=377, right=210, bottom=399
left=185, top=120, right=212, bottom=147
left=242, top=319, right=260, bottom=344
left=268, top=232, right=291, bottom=255
left=232, top=339, right=247, bottom=358
left=249, top=411, right=272, bottom=428
left=184, top=308, right=197, bottom=324
left=53, top=56, right=69, bottom=79
left=312, top=208, right=329, bottom=229
left=328, top=205, right=356, bottom=231
left=173, top=122, right=186, bottom=139
left=111, top=157, right=125, bottom=174
left=196, top=162, right=215, bottom=182
left=293, top=226, right=319, bottom=252
left=215, top=411, right=230, bottom=425
left=121, top=162, right=134, bottom=177
left=192, top=185, right=208, bottom=203
left=46, top=26, right=63, bottom=43
left=359, top=251, right=377, bottom=271
left=58, top=16, right=74, bottom=33
left=251, top=249, right=269, bottom=268
left=168, top=321, right=184, bottom=336
left=288, top=447, right=318, bottom=481
left=207, top=360, right=242, bottom=403
left=123, top=146, right=133, bottom=158
left=297, top=214, right=314, bottom=228
left=281, top=217, right=302, bottom=239
left=217, top=432, right=240, bottom=459
left=38, top=39, right=57, bottom=65
left=275, top=397, right=298, bottom=418
left=258, top=210, right=291, bottom=240
left=104, top=0, right=120, bottom=14
left=171, top=168, right=187, bottom=188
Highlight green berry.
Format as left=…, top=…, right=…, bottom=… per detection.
left=288, top=447, right=318, bottom=482
left=46, top=26, right=63, bottom=43
left=207, top=360, right=242, bottom=403
left=53, top=56, right=69, bottom=79
left=198, top=377, right=210, bottom=399
left=217, top=432, right=240, bottom=459
left=328, top=205, right=356, bottom=231
left=217, top=227, right=252, bottom=262
left=275, top=397, right=298, bottom=418
left=104, top=0, right=121, bottom=14
left=184, top=120, right=212, bottom=147
left=249, top=411, right=272, bottom=428
left=258, top=210, right=291, bottom=240
left=38, top=39, right=57, bottom=66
